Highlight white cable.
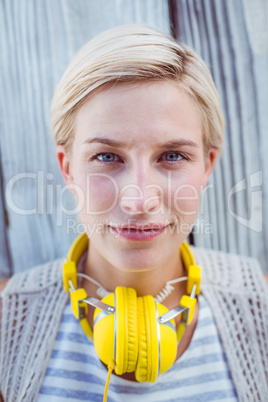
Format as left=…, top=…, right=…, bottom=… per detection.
left=167, top=276, right=188, bottom=285
left=154, top=276, right=188, bottom=303
left=77, top=273, right=111, bottom=298
left=77, top=272, right=103, bottom=288
left=154, top=283, right=175, bottom=303
left=96, top=287, right=111, bottom=298
left=77, top=272, right=188, bottom=304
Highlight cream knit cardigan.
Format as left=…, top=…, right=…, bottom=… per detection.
left=0, top=247, right=268, bottom=402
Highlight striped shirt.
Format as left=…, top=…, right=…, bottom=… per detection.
left=38, top=294, right=238, bottom=401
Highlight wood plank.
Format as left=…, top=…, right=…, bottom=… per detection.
left=0, top=0, right=170, bottom=275
left=171, top=0, right=268, bottom=272
left=0, top=147, right=12, bottom=280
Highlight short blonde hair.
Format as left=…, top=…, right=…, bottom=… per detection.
left=51, top=24, right=224, bottom=155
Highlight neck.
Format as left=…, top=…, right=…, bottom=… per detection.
left=82, top=245, right=188, bottom=309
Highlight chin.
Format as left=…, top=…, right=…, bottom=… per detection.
left=114, top=250, right=163, bottom=272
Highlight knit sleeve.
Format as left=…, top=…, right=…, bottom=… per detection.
left=0, top=260, right=69, bottom=401
left=195, top=247, right=268, bottom=401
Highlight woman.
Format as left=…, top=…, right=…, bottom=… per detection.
left=1, top=25, right=267, bottom=402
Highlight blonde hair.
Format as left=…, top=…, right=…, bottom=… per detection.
left=51, top=24, right=224, bottom=155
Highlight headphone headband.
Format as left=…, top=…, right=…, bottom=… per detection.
left=67, top=232, right=89, bottom=263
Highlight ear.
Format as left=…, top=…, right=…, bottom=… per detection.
left=203, top=147, right=219, bottom=188
left=56, top=145, right=74, bottom=187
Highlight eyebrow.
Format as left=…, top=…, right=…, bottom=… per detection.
left=83, top=137, right=125, bottom=147
left=158, top=140, right=198, bottom=148
left=83, top=137, right=199, bottom=148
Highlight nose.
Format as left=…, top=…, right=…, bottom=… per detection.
left=119, top=167, right=162, bottom=215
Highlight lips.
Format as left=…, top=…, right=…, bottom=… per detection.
left=110, top=223, right=169, bottom=241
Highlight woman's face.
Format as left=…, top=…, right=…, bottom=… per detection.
left=58, top=81, right=217, bottom=271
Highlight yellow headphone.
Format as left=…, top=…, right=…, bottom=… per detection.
left=63, top=233, right=201, bottom=385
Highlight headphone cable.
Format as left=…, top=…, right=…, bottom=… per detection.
left=103, top=360, right=116, bottom=402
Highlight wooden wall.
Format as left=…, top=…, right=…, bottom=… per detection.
left=169, top=0, right=268, bottom=271
left=0, top=0, right=267, bottom=278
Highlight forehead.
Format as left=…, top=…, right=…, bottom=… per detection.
left=74, top=81, right=202, bottom=147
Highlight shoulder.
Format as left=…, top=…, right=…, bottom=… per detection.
left=1, top=257, right=65, bottom=296
left=0, top=261, right=69, bottom=401
left=192, top=244, right=258, bottom=272
left=0, top=259, right=65, bottom=322
left=192, top=246, right=266, bottom=291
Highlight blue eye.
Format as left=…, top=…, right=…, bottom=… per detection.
left=96, top=153, right=119, bottom=162
left=162, top=152, right=183, bottom=162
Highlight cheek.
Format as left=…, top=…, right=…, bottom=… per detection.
left=79, top=173, right=119, bottom=216
left=169, top=170, right=204, bottom=216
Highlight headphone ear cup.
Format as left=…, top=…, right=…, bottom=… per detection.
left=136, top=296, right=159, bottom=382
left=115, top=287, right=138, bottom=375
left=93, top=287, right=138, bottom=375
left=156, top=303, right=177, bottom=375
left=93, top=293, right=115, bottom=366
left=93, top=287, right=177, bottom=382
